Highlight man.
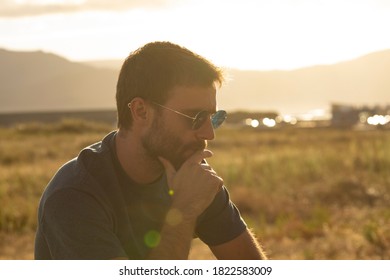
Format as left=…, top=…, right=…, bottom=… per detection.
left=35, top=41, right=267, bottom=260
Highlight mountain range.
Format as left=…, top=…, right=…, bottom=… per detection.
left=1, top=48, right=389, bottom=116
left=0, top=49, right=118, bottom=113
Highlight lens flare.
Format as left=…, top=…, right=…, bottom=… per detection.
left=144, top=230, right=160, bottom=248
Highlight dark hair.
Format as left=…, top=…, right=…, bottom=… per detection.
left=116, top=41, right=224, bottom=129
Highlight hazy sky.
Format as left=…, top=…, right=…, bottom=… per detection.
left=1, top=0, right=390, bottom=70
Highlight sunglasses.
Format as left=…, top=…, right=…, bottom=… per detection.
left=151, top=101, right=227, bottom=130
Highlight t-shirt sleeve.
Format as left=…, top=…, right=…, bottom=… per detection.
left=195, top=186, right=247, bottom=246
left=39, top=188, right=127, bottom=259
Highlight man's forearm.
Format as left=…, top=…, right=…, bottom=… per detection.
left=147, top=209, right=197, bottom=260
left=210, top=228, right=268, bottom=260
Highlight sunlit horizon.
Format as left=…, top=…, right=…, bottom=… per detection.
left=2, top=38, right=390, bottom=72
left=1, top=0, right=390, bottom=71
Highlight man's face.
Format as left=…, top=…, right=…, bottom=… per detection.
left=141, top=85, right=217, bottom=170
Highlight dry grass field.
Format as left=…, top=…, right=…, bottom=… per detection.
left=1, top=119, right=389, bottom=259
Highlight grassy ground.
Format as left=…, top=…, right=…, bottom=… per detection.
left=1, top=120, right=389, bottom=259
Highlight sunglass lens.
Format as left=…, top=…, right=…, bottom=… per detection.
left=192, top=111, right=209, bottom=130
left=211, top=110, right=227, bottom=129
left=192, top=110, right=227, bottom=130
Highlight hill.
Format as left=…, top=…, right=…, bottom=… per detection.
left=221, top=50, right=390, bottom=115
left=1, top=48, right=390, bottom=115
left=0, top=49, right=118, bottom=112
left=85, top=50, right=390, bottom=116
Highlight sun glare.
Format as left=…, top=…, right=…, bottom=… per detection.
left=1, top=0, right=390, bottom=70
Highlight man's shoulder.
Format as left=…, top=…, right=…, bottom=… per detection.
left=79, top=130, right=116, bottom=161
left=41, top=131, right=118, bottom=202
left=77, top=131, right=115, bottom=174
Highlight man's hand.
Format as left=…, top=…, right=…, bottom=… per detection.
left=159, top=150, right=223, bottom=219
left=147, top=150, right=223, bottom=259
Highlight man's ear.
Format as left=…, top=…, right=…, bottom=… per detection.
left=128, top=98, right=150, bottom=124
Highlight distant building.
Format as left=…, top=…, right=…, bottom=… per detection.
left=331, top=103, right=390, bottom=129
left=331, top=104, right=361, bottom=128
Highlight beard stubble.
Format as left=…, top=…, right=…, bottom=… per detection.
left=141, top=115, right=207, bottom=170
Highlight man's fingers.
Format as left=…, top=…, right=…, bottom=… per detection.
left=186, top=149, right=213, bottom=165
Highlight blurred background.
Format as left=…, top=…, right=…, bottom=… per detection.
left=0, top=0, right=390, bottom=259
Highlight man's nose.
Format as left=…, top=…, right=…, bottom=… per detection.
left=196, top=118, right=215, bottom=141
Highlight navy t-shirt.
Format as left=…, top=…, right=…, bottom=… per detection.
left=34, top=131, right=247, bottom=259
